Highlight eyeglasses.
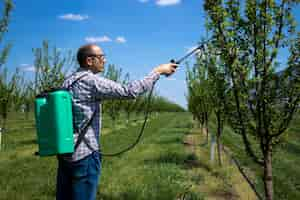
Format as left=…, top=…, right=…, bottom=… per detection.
left=88, top=54, right=105, bottom=59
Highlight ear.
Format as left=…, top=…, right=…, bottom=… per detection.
left=86, top=57, right=93, bottom=66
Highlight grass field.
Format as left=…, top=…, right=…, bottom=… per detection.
left=2, top=111, right=297, bottom=199
left=0, top=112, right=205, bottom=200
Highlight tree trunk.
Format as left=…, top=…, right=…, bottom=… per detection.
left=205, top=115, right=209, bottom=144
left=216, top=113, right=222, bottom=166
left=206, top=127, right=209, bottom=144
left=0, top=118, right=7, bottom=151
left=210, top=133, right=216, bottom=163
left=263, top=147, right=273, bottom=200
left=216, top=135, right=222, bottom=166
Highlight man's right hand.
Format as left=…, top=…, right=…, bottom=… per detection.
left=154, top=63, right=178, bottom=76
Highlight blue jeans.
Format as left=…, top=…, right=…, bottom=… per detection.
left=56, top=151, right=101, bottom=200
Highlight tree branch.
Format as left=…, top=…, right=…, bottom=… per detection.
left=266, top=0, right=286, bottom=67
left=271, top=94, right=300, bottom=138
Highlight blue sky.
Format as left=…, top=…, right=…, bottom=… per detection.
left=3, top=0, right=300, bottom=109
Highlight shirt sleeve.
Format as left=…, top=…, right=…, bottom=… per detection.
left=92, top=70, right=160, bottom=100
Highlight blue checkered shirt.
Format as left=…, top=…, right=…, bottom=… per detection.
left=61, top=67, right=160, bottom=161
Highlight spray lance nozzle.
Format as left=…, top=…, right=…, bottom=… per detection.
left=170, top=43, right=206, bottom=65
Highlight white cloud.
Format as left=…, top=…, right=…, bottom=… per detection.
left=115, top=36, right=127, bottom=43
left=156, top=0, right=181, bottom=6
left=20, top=64, right=35, bottom=72
left=85, top=36, right=112, bottom=43
left=58, top=14, right=89, bottom=21
left=85, top=36, right=127, bottom=44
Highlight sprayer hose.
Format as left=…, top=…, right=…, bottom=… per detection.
left=99, top=84, right=154, bottom=157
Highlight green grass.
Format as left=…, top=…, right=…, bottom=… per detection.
left=99, top=112, right=203, bottom=200
left=0, top=112, right=205, bottom=200
left=209, top=114, right=300, bottom=200
left=5, top=110, right=290, bottom=199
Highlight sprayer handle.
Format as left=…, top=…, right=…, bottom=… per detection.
left=170, top=59, right=179, bottom=65
left=165, top=59, right=179, bottom=77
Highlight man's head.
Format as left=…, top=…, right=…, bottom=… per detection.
left=77, top=44, right=106, bottom=73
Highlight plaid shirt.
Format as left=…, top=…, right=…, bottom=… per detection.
left=61, top=67, right=160, bottom=161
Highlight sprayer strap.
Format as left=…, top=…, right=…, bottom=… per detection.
left=74, top=110, right=97, bottom=151
left=67, top=73, right=89, bottom=90
left=65, top=72, right=97, bottom=151
left=82, top=137, right=95, bottom=151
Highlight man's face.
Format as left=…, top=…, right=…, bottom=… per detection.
left=86, top=45, right=106, bottom=73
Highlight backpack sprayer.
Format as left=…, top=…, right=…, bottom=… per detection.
left=34, top=42, right=207, bottom=157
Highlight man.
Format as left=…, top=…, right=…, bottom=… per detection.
left=56, top=44, right=178, bottom=200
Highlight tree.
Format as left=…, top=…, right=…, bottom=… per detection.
left=102, top=64, right=123, bottom=128
left=121, top=73, right=136, bottom=124
left=15, top=79, right=36, bottom=119
left=202, top=42, right=229, bottom=166
left=151, top=96, right=185, bottom=112
left=0, top=68, right=21, bottom=131
left=132, top=93, right=148, bottom=119
left=33, top=40, right=76, bottom=94
left=204, top=0, right=300, bottom=199
left=0, top=0, right=14, bottom=135
left=186, top=58, right=212, bottom=144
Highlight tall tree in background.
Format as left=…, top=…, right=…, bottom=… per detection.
left=15, top=80, right=36, bottom=119
left=33, top=40, right=76, bottom=94
left=204, top=0, right=300, bottom=199
left=132, top=93, right=148, bottom=119
left=186, top=57, right=212, bottom=144
left=10, top=71, right=25, bottom=112
left=204, top=43, right=229, bottom=166
left=0, top=68, right=21, bottom=131
left=102, top=64, right=123, bottom=128
left=0, top=0, right=14, bottom=133
left=120, top=73, right=136, bottom=124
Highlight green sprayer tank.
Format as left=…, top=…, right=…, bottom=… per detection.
left=34, top=89, right=74, bottom=156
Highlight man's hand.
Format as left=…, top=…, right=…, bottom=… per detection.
left=154, top=63, right=178, bottom=76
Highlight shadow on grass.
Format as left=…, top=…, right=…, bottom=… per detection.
left=210, top=189, right=239, bottom=200
left=18, top=139, right=37, bottom=146
left=156, top=137, right=182, bottom=145
left=200, top=142, right=208, bottom=147
left=173, top=122, right=193, bottom=129
left=99, top=190, right=203, bottom=200
left=99, top=191, right=140, bottom=200
left=182, top=140, right=207, bottom=147
left=143, top=152, right=212, bottom=172
left=284, top=142, right=300, bottom=155
left=8, top=126, right=35, bottom=133
left=99, top=188, right=182, bottom=200
left=143, top=152, right=186, bottom=166
left=183, top=154, right=211, bottom=171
